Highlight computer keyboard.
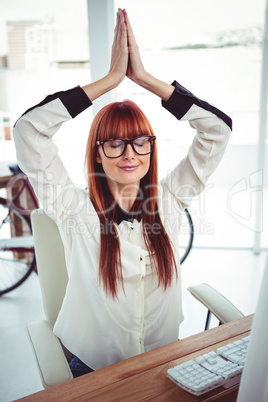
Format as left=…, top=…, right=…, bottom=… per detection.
left=167, top=335, right=250, bottom=396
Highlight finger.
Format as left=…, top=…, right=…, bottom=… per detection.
left=113, top=11, right=120, bottom=44
left=114, top=10, right=124, bottom=48
left=117, top=12, right=125, bottom=49
left=117, top=10, right=126, bottom=44
left=124, top=11, right=136, bottom=46
left=124, top=10, right=133, bottom=35
left=120, top=13, right=127, bottom=47
left=115, top=10, right=126, bottom=50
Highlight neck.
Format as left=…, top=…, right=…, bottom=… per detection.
left=107, top=179, right=140, bottom=212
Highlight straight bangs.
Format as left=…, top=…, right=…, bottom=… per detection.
left=96, top=100, right=155, bottom=142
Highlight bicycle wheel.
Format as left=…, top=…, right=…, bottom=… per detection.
left=0, top=197, right=36, bottom=296
left=179, top=208, right=194, bottom=265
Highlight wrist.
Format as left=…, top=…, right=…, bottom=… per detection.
left=106, top=71, right=124, bottom=88
left=135, top=73, right=174, bottom=101
left=82, top=73, right=122, bottom=102
left=133, top=71, right=150, bottom=87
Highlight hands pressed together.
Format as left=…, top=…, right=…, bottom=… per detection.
left=109, top=8, right=147, bottom=87
left=82, top=9, right=173, bottom=102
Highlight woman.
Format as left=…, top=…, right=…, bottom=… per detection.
left=13, top=9, right=232, bottom=377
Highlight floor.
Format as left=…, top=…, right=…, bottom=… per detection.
left=0, top=246, right=267, bottom=402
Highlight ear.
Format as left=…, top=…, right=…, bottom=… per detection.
left=96, top=149, right=102, bottom=164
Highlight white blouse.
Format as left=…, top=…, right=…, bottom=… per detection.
left=13, top=81, right=232, bottom=370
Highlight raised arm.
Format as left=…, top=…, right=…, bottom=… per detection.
left=82, top=9, right=128, bottom=101
left=124, top=10, right=174, bottom=102
left=122, top=10, right=232, bottom=211
left=12, top=10, right=129, bottom=223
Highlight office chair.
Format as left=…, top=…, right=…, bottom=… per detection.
left=187, top=283, right=244, bottom=330
left=27, top=209, right=73, bottom=388
left=27, top=209, right=244, bottom=388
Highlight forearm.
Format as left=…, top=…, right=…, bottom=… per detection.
left=162, top=81, right=232, bottom=130
left=13, top=86, right=92, bottom=178
left=133, top=72, right=175, bottom=102
left=81, top=72, right=122, bottom=102
left=160, top=81, right=232, bottom=210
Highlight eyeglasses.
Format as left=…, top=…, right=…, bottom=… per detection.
left=96, top=135, right=156, bottom=159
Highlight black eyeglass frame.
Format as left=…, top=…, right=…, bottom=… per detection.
left=96, top=135, right=156, bottom=159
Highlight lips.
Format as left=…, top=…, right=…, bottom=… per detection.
left=119, top=165, right=138, bottom=171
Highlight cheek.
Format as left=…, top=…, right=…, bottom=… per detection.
left=97, top=149, right=114, bottom=175
left=144, top=156, right=151, bottom=172
left=100, top=159, right=113, bottom=176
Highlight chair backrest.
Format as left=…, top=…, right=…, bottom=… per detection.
left=31, top=209, right=68, bottom=327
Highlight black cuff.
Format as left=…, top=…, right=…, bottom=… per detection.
left=59, top=86, right=92, bottom=118
left=18, top=86, right=92, bottom=122
left=162, top=81, right=232, bottom=131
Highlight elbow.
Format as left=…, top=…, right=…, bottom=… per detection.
left=13, top=115, right=28, bottom=142
left=220, top=121, right=232, bottom=146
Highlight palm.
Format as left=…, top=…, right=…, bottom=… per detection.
left=126, top=56, right=134, bottom=81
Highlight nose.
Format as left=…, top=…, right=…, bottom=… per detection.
left=123, top=143, right=135, bottom=159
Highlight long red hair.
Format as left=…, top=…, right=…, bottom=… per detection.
left=85, top=100, right=177, bottom=298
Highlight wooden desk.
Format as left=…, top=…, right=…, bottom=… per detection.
left=17, top=315, right=252, bottom=402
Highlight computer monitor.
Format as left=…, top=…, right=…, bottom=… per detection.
left=237, top=252, right=268, bottom=402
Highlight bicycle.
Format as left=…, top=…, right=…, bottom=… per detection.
left=180, top=207, right=194, bottom=265
left=0, top=164, right=38, bottom=296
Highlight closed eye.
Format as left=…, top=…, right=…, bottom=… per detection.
left=134, top=137, right=150, bottom=147
left=107, top=140, right=124, bottom=149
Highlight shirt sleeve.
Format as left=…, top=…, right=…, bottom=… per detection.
left=13, top=86, right=93, bottom=224
left=160, top=81, right=232, bottom=209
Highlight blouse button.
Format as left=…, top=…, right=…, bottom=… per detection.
left=140, top=257, right=143, bottom=261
